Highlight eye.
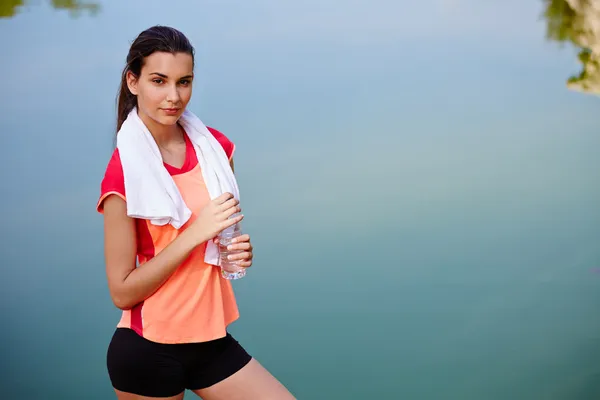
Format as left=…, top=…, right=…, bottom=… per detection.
left=179, top=79, right=191, bottom=86
left=152, top=78, right=163, bottom=84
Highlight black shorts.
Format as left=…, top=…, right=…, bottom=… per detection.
left=107, top=328, right=252, bottom=397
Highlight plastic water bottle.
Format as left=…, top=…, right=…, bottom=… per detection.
left=218, top=218, right=246, bottom=280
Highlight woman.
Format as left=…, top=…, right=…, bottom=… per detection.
left=97, top=25, right=295, bottom=400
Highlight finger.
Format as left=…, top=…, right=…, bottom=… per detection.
left=230, top=258, right=253, bottom=268
left=227, top=242, right=251, bottom=251
left=213, top=192, right=234, bottom=205
left=219, top=213, right=244, bottom=230
left=230, top=234, right=250, bottom=244
left=220, top=205, right=242, bottom=220
left=216, top=197, right=239, bottom=213
left=227, top=251, right=253, bottom=261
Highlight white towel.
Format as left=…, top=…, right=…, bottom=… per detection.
left=116, top=107, right=240, bottom=266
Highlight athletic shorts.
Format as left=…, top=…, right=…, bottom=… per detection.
left=107, top=328, right=252, bottom=397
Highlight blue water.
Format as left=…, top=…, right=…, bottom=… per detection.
left=1, top=1, right=600, bottom=399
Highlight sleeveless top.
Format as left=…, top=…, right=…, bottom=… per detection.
left=96, top=127, right=239, bottom=344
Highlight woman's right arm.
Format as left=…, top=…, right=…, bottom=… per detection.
left=103, top=192, right=242, bottom=310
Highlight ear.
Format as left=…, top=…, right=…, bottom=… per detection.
left=126, top=71, right=139, bottom=96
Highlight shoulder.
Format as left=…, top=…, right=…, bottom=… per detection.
left=207, top=126, right=236, bottom=160
left=96, top=148, right=126, bottom=213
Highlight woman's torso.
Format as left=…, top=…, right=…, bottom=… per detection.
left=97, top=127, right=239, bottom=344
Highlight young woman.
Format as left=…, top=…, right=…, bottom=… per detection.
left=97, top=25, right=295, bottom=400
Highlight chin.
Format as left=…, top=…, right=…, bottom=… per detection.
left=154, top=114, right=181, bottom=126
left=139, top=107, right=184, bottom=127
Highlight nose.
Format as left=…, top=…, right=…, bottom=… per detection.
left=166, top=83, right=181, bottom=104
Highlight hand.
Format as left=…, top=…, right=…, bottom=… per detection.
left=214, top=233, right=253, bottom=268
left=186, top=192, right=243, bottom=246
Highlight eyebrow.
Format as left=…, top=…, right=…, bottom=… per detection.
left=149, top=72, right=194, bottom=79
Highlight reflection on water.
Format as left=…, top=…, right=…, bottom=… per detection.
left=2, top=0, right=597, bottom=97
left=542, top=0, right=600, bottom=95
left=0, top=0, right=99, bottom=18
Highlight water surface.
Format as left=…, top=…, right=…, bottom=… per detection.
left=1, top=1, right=599, bottom=399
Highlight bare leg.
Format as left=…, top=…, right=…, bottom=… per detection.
left=114, top=389, right=185, bottom=400
left=192, top=358, right=295, bottom=400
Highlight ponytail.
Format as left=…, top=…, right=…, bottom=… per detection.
left=116, top=70, right=137, bottom=132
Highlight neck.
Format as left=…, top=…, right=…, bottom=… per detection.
left=138, top=108, right=182, bottom=147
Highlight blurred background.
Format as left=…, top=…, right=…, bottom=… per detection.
left=1, top=0, right=599, bottom=399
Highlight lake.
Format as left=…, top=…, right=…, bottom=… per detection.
left=1, top=1, right=600, bottom=399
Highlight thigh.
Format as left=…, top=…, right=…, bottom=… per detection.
left=107, top=328, right=186, bottom=399
left=192, top=358, right=295, bottom=400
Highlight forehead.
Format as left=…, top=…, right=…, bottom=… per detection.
left=142, top=51, right=193, bottom=76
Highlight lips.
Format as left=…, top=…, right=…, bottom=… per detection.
left=162, top=108, right=180, bottom=115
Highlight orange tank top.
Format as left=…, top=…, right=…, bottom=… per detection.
left=97, top=128, right=239, bottom=344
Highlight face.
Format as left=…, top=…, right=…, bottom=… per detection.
left=127, top=51, right=194, bottom=128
